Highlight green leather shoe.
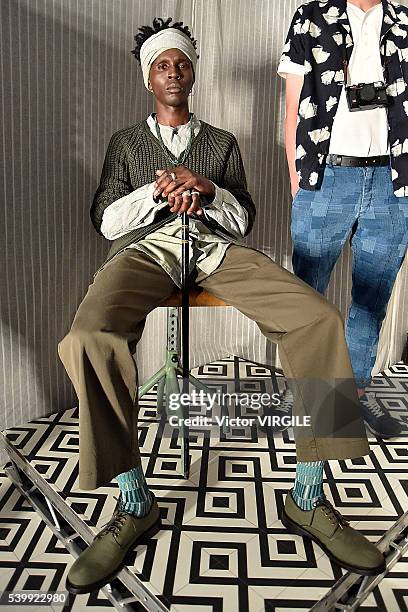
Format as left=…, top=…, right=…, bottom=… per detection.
left=281, top=490, right=386, bottom=576
left=66, top=492, right=161, bottom=594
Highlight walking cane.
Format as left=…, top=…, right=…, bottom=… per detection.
left=181, top=210, right=190, bottom=478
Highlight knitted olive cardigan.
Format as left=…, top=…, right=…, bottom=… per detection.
left=91, top=120, right=256, bottom=268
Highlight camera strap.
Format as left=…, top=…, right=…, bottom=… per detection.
left=341, top=31, right=351, bottom=86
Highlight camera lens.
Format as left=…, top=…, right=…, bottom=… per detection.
left=360, top=84, right=376, bottom=103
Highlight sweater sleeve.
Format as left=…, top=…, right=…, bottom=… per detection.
left=201, top=184, right=248, bottom=239
left=219, top=135, right=256, bottom=237
left=90, top=131, right=134, bottom=235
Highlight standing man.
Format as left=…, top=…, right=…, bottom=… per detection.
left=279, top=0, right=408, bottom=438
left=59, top=17, right=385, bottom=595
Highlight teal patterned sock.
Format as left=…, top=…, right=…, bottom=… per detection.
left=292, top=461, right=325, bottom=511
left=116, top=466, right=153, bottom=517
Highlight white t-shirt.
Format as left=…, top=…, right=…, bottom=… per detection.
left=278, top=2, right=390, bottom=156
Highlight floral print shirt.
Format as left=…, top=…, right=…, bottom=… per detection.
left=279, top=0, right=408, bottom=196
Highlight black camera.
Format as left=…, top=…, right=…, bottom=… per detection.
left=345, top=81, right=389, bottom=112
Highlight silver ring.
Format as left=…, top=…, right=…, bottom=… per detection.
left=191, top=190, right=200, bottom=196
left=169, top=172, right=177, bottom=182
left=182, top=190, right=191, bottom=197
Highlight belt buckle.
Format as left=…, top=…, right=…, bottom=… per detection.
left=336, top=155, right=342, bottom=166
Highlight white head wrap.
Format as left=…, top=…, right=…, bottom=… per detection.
left=140, top=28, right=198, bottom=90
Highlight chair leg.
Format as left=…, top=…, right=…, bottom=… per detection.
left=165, top=307, right=190, bottom=479
left=165, top=364, right=190, bottom=478
left=139, top=306, right=190, bottom=478
left=138, top=366, right=167, bottom=399
left=156, top=376, right=166, bottom=417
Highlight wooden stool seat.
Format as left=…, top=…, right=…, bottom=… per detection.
left=162, top=288, right=228, bottom=308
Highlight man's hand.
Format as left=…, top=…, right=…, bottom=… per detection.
left=168, top=188, right=203, bottom=216
left=153, top=167, right=216, bottom=215
left=153, top=166, right=216, bottom=199
left=291, top=180, right=300, bottom=199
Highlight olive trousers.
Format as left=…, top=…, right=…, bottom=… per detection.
left=58, top=245, right=369, bottom=490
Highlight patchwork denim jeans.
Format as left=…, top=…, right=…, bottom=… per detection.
left=291, top=163, right=408, bottom=389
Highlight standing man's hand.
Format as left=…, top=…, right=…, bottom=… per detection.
left=291, top=181, right=300, bottom=199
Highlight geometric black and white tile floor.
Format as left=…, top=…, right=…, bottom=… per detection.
left=1, top=358, right=408, bottom=611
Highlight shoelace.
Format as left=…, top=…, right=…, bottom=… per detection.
left=95, top=496, right=127, bottom=543
left=315, top=498, right=349, bottom=529
left=362, top=393, right=385, bottom=419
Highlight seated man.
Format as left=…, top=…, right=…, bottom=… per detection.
left=58, top=17, right=385, bottom=595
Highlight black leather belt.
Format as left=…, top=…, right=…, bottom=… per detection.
left=326, top=154, right=390, bottom=167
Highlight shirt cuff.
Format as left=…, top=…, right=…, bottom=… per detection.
left=277, top=58, right=306, bottom=79
left=203, top=183, right=248, bottom=238
left=100, top=182, right=167, bottom=240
